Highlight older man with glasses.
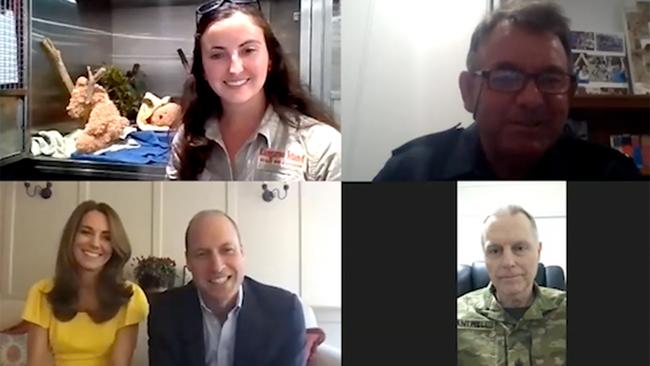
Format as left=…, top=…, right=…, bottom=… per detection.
left=374, top=0, right=641, bottom=181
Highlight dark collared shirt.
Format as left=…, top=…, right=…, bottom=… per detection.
left=373, top=123, right=642, bottom=181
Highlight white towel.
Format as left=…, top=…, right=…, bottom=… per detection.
left=30, top=129, right=83, bottom=158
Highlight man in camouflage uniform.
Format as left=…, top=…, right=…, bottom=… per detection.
left=457, top=205, right=566, bottom=366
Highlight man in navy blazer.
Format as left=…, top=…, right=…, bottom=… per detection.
left=147, top=209, right=306, bottom=366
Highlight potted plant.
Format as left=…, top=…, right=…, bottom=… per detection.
left=131, top=256, right=177, bottom=294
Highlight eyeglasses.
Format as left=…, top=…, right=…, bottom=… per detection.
left=195, top=0, right=261, bottom=26
left=473, top=69, right=575, bottom=94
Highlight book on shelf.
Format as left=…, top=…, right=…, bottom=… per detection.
left=610, top=133, right=650, bottom=174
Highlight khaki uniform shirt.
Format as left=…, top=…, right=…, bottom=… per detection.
left=457, top=283, right=566, bottom=366
left=167, top=105, right=341, bottom=181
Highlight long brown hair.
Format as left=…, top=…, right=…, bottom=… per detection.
left=46, top=200, right=133, bottom=323
left=177, top=3, right=339, bottom=179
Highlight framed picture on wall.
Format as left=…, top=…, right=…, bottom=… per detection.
left=596, top=33, right=626, bottom=53
left=623, top=2, right=650, bottom=95
left=571, top=30, right=596, bottom=51
left=570, top=30, right=631, bottom=95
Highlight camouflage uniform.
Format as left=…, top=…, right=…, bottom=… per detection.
left=457, top=283, right=566, bottom=366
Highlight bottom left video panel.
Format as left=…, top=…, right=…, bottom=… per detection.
left=0, top=181, right=341, bottom=366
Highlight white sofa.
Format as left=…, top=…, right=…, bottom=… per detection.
left=312, top=343, right=342, bottom=366
left=0, top=300, right=341, bottom=366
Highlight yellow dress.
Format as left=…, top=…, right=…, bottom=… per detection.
left=22, top=278, right=149, bottom=366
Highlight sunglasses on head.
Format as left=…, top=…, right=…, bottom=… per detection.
left=195, top=0, right=262, bottom=26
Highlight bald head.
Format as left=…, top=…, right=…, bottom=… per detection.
left=184, top=210, right=242, bottom=252
left=481, top=205, right=542, bottom=306
left=184, top=209, right=245, bottom=310
left=481, top=205, right=538, bottom=248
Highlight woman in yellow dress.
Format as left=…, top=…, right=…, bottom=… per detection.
left=22, top=200, right=149, bottom=366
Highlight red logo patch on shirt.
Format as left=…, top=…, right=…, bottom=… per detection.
left=258, top=148, right=305, bottom=170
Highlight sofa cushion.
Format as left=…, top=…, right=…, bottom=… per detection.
left=0, top=331, right=27, bottom=366
left=313, top=343, right=341, bottom=366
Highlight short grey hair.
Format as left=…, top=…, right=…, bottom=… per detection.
left=184, top=209, right=242, bottom=252
left=466, top=0, right=572, bottom=71
left=480, top=204, right=539, bottom=247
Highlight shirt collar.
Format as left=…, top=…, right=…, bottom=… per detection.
left=257, top=104, right=284, bottom=144
left=440, top=123, right=495, bottom=179
left=204, top=104, right=281, bottom=147
left=197, top=284, right=244, bottom=315
left=479, top=282, right=552, bottom=321
left=441, top=122, right=575, bottom=179
left=485, top=282, right=540, bottom=303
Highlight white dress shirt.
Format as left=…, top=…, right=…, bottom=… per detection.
left=198, top=286, right=244, bottom=366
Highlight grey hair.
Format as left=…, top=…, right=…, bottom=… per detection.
left=480, top=204, right=539, bottom=247
left=184, top=209, right=243, bottom=252
left=466, top=0, right=572, bottom=71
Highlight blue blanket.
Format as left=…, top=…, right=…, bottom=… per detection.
left=71, top=131, right=174, bottom=166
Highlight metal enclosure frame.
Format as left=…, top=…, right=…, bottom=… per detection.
left=0, top=0, right=30, bottom=166
left=1, top=0, right=339, bottom=171
left=300, top=0, right=338, bottom=110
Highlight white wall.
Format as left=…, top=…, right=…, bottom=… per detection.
left=0, top=183, right=4, bottom=328
left=229, top=182, right=301, bottom=295
left=559, top=0, right=640, bottom=34
left=342, top=0, right=489, bottom=180
left=494, top=0, right=640, bottom=33
left=457, top=181, right=567, bottom=276
left=300, top=182, right=342, bottom=308
left=0, top=183, right=3, bottom=283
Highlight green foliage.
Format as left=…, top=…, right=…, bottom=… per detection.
left=98, top=64, right=145, bottom=121
left=132, top=256, right=177, bottom=288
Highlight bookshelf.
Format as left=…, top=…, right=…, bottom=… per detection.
left=570, top=95, right=650, bottom=110
left=569, top=95, right=650, bottom=176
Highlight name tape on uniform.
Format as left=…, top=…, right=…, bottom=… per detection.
left=457, top=320, right=494, bottom=329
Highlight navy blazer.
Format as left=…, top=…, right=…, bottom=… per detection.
left=147, top=276, right=306, bottom=366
